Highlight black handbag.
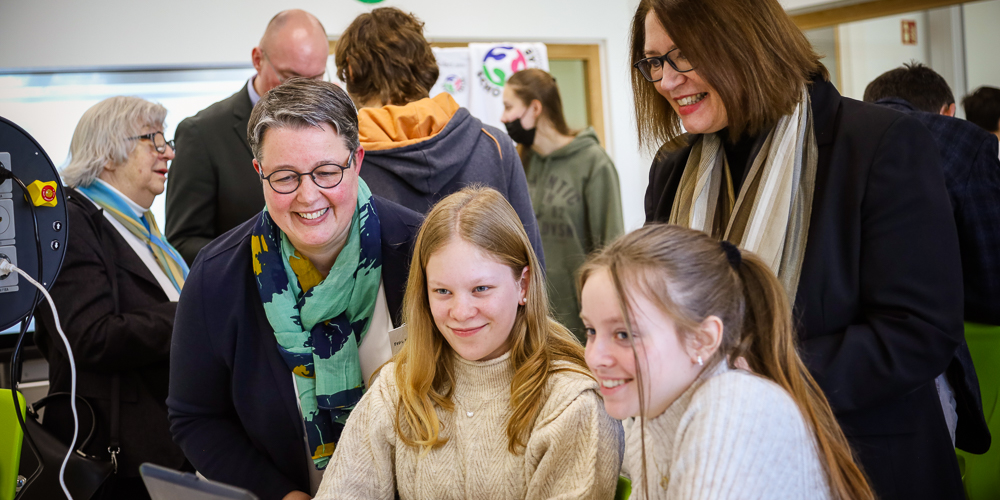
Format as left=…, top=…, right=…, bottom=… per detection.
left=16, top=204, right=124, bottom=500
left=17, top=393, right=116, bottom=500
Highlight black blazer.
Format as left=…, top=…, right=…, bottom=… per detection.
left=165, top=83, right=264, bottom=265
left=35, top=187, right=187, bottom=476
left=167, top=196, right=422, bottom=500
left=875, top=97, right=1000, bottom=325
left=645, top=79, right=986, bottom=500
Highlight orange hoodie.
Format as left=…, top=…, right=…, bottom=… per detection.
left=358, top=93, right=462, bottom=152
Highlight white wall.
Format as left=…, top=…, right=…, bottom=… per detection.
left=0, top=0, right=652, bottom=230
left=0, top=0, right=871, bottom=230
left=964, top=0, right=1000, bottom=92
left=837, top=11, right=930, bottom=99
left=927, top=6, right=966, bottom=112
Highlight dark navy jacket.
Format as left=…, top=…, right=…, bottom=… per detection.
left=875, top=97, right=1000, bottom=325
left=645, top=79, right=986, bottom=500
left=167, top=196, right=421, bottom=500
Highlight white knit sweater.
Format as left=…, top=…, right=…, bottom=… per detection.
left=623, top=363, right=832, bottom=499
left=316, top=351, right=624, bottom=499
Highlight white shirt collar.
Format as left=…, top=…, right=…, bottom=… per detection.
left=94, top=179, right=144, bottom=218
left=248, top=74, right=261, bottom=106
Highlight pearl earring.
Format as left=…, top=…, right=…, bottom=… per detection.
left=696, top=355, right=704, bottom=366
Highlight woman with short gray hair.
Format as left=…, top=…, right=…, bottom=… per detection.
left=35, top=95, right=190, bottom=499
left=168, top=78, right=423, bottom=500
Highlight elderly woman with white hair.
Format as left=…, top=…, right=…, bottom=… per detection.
left=34, top=95, right=190, bottom=499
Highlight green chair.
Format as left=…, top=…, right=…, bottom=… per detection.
left=956, top=322, right=1000, bottom=500
left=615, top=475, right=631, bottom=500
left=0, top=390, right=25, bottom=500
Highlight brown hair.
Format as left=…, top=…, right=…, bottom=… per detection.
left=578, top=225, right=873, bottom=500
left=335, top=7, right=439, bottom=107
left=392, top=186, right=590, bottom=456
left=506, top=68, right=575, bottom=167
left=629, top=0, right=828, bottom=151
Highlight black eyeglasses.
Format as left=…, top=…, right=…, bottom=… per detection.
left=633, top=47, right=695, bottom=82
left=128, top=131, right=175, bottom=154
left=259, top=155, right=354, bottom=194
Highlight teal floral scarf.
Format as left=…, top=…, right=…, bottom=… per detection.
left=251, top=178, right=382, bottom=468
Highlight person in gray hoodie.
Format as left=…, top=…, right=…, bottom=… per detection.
left=501, top=69, right=624, bottom=341
left=334, top=7, right=544, bottom=268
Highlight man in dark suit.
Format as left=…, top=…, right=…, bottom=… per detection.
left=165, top=9, right=329, bottom=264
left=865, top=62, right=1000, bottom=326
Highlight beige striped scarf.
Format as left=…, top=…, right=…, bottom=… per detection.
left=668, top=87, right=818, bottom=299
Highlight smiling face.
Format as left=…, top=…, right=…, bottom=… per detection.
left=254, top=123, right=360, bottom=267
left=581, top=268, right=703, bottom=419
left=101, top=125, right=173, bottom=209
left=644, top=11, right=728, bottom=135
left=425, top=237, right=528, bottom=362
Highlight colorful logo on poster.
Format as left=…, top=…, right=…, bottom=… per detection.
left=476, top=44, right=541, bottom=97
left=443, top=74, right=465, bottom=94
left=481, top=46, right=528, bottom=87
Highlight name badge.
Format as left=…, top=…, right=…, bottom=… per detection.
left=389, top=323, right=408, bottom=356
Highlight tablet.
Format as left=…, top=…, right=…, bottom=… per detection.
left=140, top=463, right=259, bottom=500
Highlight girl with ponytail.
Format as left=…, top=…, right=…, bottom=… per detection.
left=579, top=224, right=874, bottom=500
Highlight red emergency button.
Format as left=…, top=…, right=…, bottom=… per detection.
left=27, top=180, right=58, bottom=207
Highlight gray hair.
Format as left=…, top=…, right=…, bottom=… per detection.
left=248, top=78, right=359, bottom=164
left=61, top=96, right=167, bottom=188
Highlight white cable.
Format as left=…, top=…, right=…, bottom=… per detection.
left=1, top=258, right=76, bottom=500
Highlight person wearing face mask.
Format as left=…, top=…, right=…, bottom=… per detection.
left=499, top=69, right=624, bottom=341
left=632, top=0, right=989, bottom=498
left=35, top=96, right=190, bottom=499
left=580, top=224, right=874, bottom=500
left=335, top=8, right=544, bottom=268
left=316, top=187, right=623, bottom=500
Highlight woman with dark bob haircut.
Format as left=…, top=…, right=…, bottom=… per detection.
left=335, top=7, right=545, bottom=268
left=633, top=0, right=990, bottom=498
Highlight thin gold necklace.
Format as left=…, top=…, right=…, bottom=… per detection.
left=452, top=391, right=508, bottom=418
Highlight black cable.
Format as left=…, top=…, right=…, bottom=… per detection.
left=1, top=162, right=48, bottom=498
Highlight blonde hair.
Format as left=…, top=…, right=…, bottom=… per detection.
left=61, top=96, right=167, bottom=188
left=392, top=186, right=589, bottom=455
left=578, top=225, right=874, bottom=500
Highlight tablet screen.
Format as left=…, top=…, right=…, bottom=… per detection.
left=140, top=463, right=259, bottom=500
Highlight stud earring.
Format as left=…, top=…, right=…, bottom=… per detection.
left=519, top=297, right=526, bottom=305
left=696, top=355, right=704, bottom=366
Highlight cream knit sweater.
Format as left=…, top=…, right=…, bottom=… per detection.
left=316, top=351, right=624, bottom=499
left=623, top=363, right=832, bottom=500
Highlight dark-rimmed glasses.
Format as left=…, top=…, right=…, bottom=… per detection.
left=633, top=47, right=695, bottom=82
left=259, top=154, right=354, bottom=194
left=128, top=131, right=175, bottom=154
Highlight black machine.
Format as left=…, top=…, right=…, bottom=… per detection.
left=0, top=115, right=68, bottom=333
left=1, top=115, right=70, bottom=498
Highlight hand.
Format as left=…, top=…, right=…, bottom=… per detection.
left=282, top=491, right=312, bottom=500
